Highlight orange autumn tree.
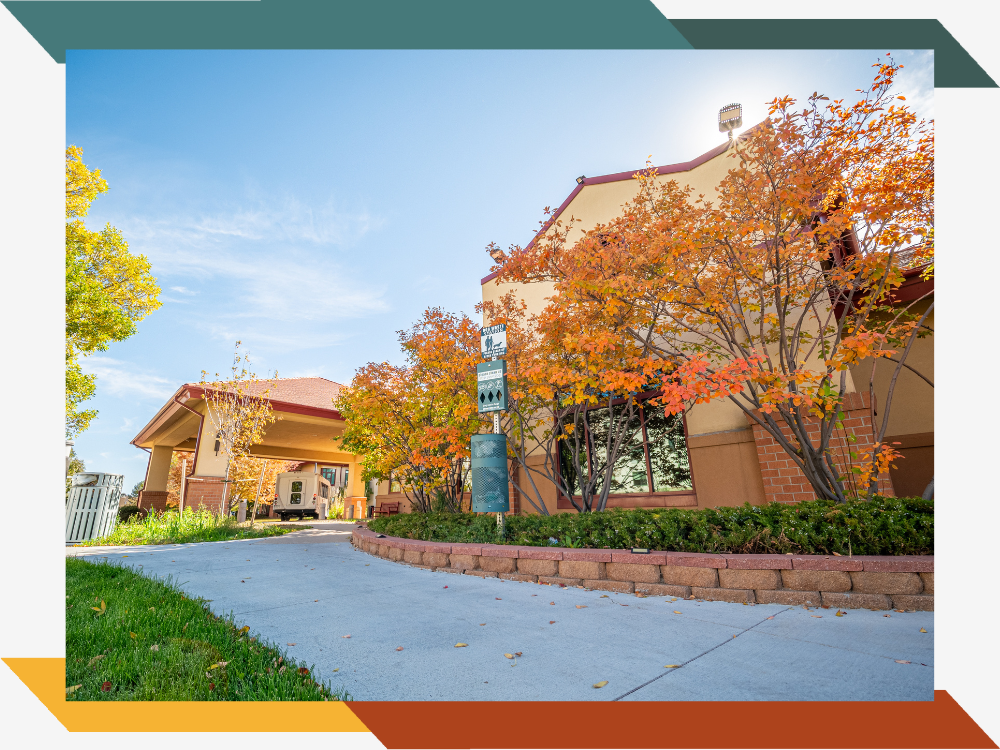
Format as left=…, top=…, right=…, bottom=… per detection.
left=496, top=57, right=932, bottom=503
left=337, top=308, right=490, bottom=512
left=481, top=291, right=662, bottom=514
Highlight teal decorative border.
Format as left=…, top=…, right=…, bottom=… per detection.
left=2, top=0, right=995, bottom=86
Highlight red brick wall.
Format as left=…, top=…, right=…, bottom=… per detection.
left=746, top=392, right=894, bottom=504
left=182, top=478, right=228, bottom=513
left=137, top=490, right=169, bottom=513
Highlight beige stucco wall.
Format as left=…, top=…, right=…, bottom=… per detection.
left=848, top=301, right=934, bottom=440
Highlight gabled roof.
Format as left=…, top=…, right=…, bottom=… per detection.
left=188, top=377, right=344, bottom=411
left=481, top=129, right=764, bottom=286
left=131, top=377, right=347, bottom=448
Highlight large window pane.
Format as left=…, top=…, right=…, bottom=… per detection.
left=557, top=412, right=588, bottom=497
left=644, top=408, right=692, bottom=492
left=587, top=404, right=647, bottom=495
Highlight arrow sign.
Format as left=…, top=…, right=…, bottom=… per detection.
left=480, top=323, right=507, bottom=359
left=477, top=360, right=507, bottom=414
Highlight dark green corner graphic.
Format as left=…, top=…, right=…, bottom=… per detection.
left=0, top=0, right=692, bottom=62
left=670, top=19, right=996, bottom=88
left=2, top=1, right=995, bottom=87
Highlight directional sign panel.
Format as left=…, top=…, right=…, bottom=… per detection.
left=480, top=323, right=507, bottom=359
left=477, top=360, right=506, bottom=414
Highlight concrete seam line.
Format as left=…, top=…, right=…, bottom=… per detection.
left=611, top=606, right=795, bottom=701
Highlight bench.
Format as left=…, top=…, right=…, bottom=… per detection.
left=373, top=502, right=400, bottom=517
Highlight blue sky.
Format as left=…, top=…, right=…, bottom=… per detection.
left=66, top=49, right=934, bottom=490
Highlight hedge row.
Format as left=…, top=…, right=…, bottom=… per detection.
left=367, top=497, right=933, bottom=556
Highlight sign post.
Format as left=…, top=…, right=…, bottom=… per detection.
left=474, top=324, right=509, bottom=536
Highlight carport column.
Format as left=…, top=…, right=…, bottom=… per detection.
left=138, top=444, right=172, bottom=512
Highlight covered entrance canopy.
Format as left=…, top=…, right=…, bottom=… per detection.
left=130, top=377, right=365, bottom=513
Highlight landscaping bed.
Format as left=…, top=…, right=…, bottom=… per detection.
left=367, top=497, right=933, bottom=556
left=77, top=509, right=300, bottom=547
left=65, top=557, right=347, bottom=700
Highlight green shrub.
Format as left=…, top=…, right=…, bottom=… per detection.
left=117, top=506, right=147, bottom=524
left=367, top=496, right=933, bottom=556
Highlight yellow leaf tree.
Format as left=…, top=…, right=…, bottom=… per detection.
left=200, top=343, right=279, bottom=515
left=65, top=145, right=161, bottom=436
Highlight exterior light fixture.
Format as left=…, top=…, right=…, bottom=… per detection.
left=575, top=176, right=586, bottom=185
left=718, top=103, right=743, bottom=140
left=488, top=247, right=504, bottom=263
left=214, top=431, right=222, bottom=455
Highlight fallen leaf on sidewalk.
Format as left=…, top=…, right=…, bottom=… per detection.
left=495, top=597, right=502, bottom=600
left=895, top=660, right=911, bottom=664
left=396, top=647, right=404, bottom=651
left=333, top=668, right=339, bottom=672
left=287, top=643, right=297, bottom=646
left=664, top=665, right=680, bottom=668
left=766, top=616, right=775, bottom=620
left=920, top=628, right=927, bottom=633
left=479, top=623, right=486, bottom=626
left=443, top=586, right=448, bottom=589
left=550, top=602, right=555, bottom=605
left=884, top=614, right=891, bottom=617
left=455, top=643, right=468, bottom=648
left=593, top=681, right=608, bottom=688
left=673, top=611, right=683, bottom=614
left=515, top=652, right=522, bottom=656
left=549, top=621, right=556, bottom=624
left=836, top=611, right=845, bottom=617
left=342, top=635, right=351, bottom=639
left=575, top=605, right=587, bottom=609
left=600, top=595, right=609, bottom=598
left=811, top=615, right=823, bottom=618
left=505, top=653, right=514, bottom=659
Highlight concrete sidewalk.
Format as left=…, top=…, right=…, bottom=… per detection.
left=66, top=532, right=934, bottom=701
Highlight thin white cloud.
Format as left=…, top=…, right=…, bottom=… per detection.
left=894, top=50, right=934, bottom=122
left=80, top=356, right=177, bottom=401
left=119, top=417, right=134, bottom=432
left=170, top=286, right=197, bottom=295
left=123, top=194, right=384, bottom=250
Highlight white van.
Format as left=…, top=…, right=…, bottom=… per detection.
left=274, top=471, right=332, bottom=521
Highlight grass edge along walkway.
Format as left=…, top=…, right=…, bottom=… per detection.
left=77, top=508, right=299, bottom=547
left=66, top=557, right=349, bottom=701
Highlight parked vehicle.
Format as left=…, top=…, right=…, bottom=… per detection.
left=274, top=471, right=332, bottom=521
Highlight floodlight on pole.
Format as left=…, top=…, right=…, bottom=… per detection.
left=718, top=103, right=743, bottom=141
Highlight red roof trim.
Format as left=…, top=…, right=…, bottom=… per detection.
left=481, top=133, right=747, bottom=286
left=183, top=385, right=343, bottom=421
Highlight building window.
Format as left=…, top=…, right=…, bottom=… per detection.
left=390, top=474, right=402, bottom=494
left=557, top=398, right=692, bottom=499
left=321, top=467, right=337, bottom=485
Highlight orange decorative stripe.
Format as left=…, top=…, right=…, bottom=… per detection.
left=3, top=658, right=370, bottom=733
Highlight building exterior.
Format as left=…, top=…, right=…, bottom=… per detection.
left=476, top=136, right=933, bottom=514
left=131, top=377, right=368, bottom=515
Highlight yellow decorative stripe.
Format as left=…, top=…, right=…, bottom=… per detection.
left=3, top=658, right=371, bottom=732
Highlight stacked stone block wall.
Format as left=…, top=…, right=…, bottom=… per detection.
left=351, top=528, right=933, bottom=610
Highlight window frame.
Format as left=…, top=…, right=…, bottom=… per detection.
left=555, top=390, right=697, bottom=509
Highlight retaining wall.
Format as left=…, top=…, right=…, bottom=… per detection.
left=351, top=527, right=933, bottom=610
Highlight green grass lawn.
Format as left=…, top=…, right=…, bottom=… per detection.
left=65, top=557, right=348, bottom=701
left=78, top=509, right=303, bottom=547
